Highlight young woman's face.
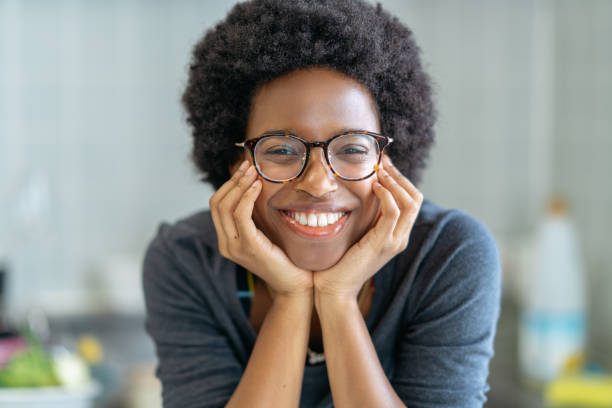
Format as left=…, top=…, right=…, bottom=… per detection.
left=240, top=68, right=382, bottom=271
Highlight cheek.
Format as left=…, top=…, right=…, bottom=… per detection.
left=365, top=190, right=380, bottom=221
left=351, top=179, right=379, bottom=218
left=357, top=178, right=377, bottom=203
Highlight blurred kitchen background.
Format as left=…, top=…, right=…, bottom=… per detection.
left=1, top=0, right=611, bottom=407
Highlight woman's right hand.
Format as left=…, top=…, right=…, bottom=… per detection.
left=209, top=161, right=313, bottom=297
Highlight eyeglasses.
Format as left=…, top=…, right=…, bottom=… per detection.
left=235, top=131, right=393, bottom=183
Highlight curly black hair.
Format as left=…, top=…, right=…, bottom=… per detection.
left=182, top=0, right=436, bottom=190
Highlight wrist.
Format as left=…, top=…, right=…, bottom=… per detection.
left=262, top=268, right=314, bottom=299
left=273, top=287, right=314, bottom=304
left=314, top=288, right=358, bottom=313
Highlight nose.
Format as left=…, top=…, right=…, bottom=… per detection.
left=293, top=147, right=338, bottom=198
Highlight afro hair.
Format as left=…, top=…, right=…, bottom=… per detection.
left=182, top=0, right=436, bottom=190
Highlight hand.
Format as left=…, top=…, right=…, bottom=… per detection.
left=209, top=161, right=313, bottom=296
left=313, top=155, right=423, bottom=300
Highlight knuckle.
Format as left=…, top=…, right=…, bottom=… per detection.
left=209, top=195, right=218, bottom=208
left=415, top=190, right=424, bottom=203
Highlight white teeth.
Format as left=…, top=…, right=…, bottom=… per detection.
left=287, top=211, right=345, bottom=227
left=327, top=213, right=336, bottom=224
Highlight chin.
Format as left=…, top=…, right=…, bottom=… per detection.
left=286, top=245, right=345, bottom=271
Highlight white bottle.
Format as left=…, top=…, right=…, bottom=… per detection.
left=519, top=195, right=587, bottom=384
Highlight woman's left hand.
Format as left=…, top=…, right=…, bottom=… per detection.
left=313, top=155, right=423, bottom=300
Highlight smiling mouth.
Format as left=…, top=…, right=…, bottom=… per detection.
left=282, top=210, right=346, bottom=227
left=279, top=210, right=350, bottom=239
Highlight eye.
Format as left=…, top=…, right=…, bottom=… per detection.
left=265, top=144, right=298, bottom=155
left=258, top=142, right=305, bottom=165
left=335, top=144, right=370, bottom=157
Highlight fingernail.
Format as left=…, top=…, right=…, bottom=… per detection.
left=238, top=160, right=249, bottom=171
left=379, top=168, right=389, bottom=177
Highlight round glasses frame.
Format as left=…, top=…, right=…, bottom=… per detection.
left=234, top=131, right=393, bottom=183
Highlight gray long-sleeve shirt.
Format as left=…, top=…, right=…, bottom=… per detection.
left=143, top=198, right=502, bottom=407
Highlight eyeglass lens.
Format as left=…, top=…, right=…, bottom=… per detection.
left=253, top=134, right=380, bottom=181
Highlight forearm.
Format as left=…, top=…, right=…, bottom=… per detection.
left=227, top=291, right=313, bottom=408
left=315, top=292, right=405, bottom=408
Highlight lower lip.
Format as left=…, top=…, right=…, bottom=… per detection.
left=279, top=211, right=349, bottom=240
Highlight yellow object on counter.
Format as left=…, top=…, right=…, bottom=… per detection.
left=562, top=352, right=586, bottom=376
left=77, top=335, right=104, bottom=365
left=545, top=374, right=612, bottom=407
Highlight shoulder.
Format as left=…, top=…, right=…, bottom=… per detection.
left=149, top=209, right=217, bottom=251
left=395, top=199, right=502, bottom=315
left=143, top=209, right=219, bottom=266
left=389, top=200, right=502, bottom=405
left=407, top=199, right=500, bottom=276
left=414, top=199, right=497, bottom=248
left=142, top=209, right=221, bottom=285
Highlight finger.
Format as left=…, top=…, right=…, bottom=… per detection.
left=218, top=165, right=258, bottom=240
left=377, top=168, right=419, bottom=237
left=371, top=181, right=400, bottom=239
left=377, top=168, right=414, bottom=211
left=381, top=156, right=423, bottom=236
left=209, top=161, right=250, bottom=251
left=382, top=155, right=423, bottom=203
left=210, top=200, right=228, bottom=252
left=379, top=169, right=421, bottom=240
left=233, top=178, right=262, bottom=243
left=210, top=161, right=250, bottom=232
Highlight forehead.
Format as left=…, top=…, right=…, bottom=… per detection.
left=246, top=68, right=380, bottom=140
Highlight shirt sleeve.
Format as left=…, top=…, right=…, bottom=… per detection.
left=142, top=229, right=242, bottom=408
left=391, top=213, right=502, bottom=408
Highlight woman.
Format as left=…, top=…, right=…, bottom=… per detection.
left=143, top=1, right=502, bottom=407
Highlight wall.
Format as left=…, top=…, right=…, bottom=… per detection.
left=0, top=0, right=229, bottom=313
left=553, top=0, right=612, bottom=361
